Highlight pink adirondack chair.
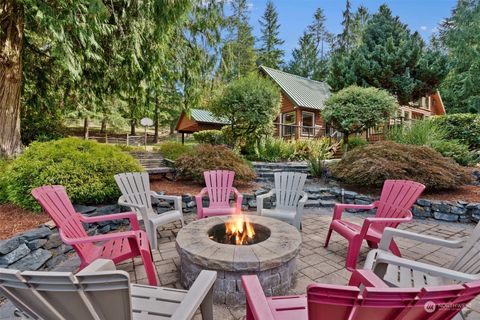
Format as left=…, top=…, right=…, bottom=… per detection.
left=31, top=185, right=158, bottom=286
left=242, top=269, right=480, bottom=320
left=324, top=180, right=425, bottom=270
left=196, top=170, right=243, bottom=219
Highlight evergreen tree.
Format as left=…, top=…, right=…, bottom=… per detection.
left=219, top=0, right=257, bottom=80
left=286, top=32, right=318, bottom=79
left=440, top=0, right=480, bottom=113
left=328, top=4, right=448, bottom=104
left=258, top=1, right=285, bottom=69
left=351, top=5, right=370, bottom=47
left=339, top=0, right=355, bottom=53
left=307, top=7, right=332, bottom=81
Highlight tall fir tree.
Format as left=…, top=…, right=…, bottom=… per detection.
left=339, top=0, right=355, bottom=53
left=219, top=0, right=257, bottom=80
left=351, top=5, right=370, bottom=47
left=306, top=7, right=332, bottom=81
left=286, top=32, right=318, bottom=79
left=258, top=1, right=284, bottom=69
left=440, top=0, right=480, bottom=113
left=328, top=4, right=448, bottom=104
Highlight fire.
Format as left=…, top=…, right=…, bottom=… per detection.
left=224, top=215, right=256, bottom=245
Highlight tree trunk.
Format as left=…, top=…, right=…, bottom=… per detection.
left=100, top=118, right=107, bottom=134
left=83, top=117, right=89, bottom=139
left=0, top=1, right=24, bottom=158
left=153, top=101, right=159, bottom=143
left=130, top=120, right=136, bottom=135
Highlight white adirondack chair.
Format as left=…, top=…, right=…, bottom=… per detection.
left=0, top=259, right=216, bottom=320
left=257, top=172, right=308, bottom=230
left=115, top=172, right=184, bottom=250
left=364, top=224, right=480, bottom=288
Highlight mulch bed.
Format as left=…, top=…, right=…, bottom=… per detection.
left=0, top=204, right=50, bottom=240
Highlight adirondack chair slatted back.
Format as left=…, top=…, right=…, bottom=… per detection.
left=307, top=281, right=480, bottom=320
left=204, top=170, right=235, bottom=207
left=274, top=172, right=307, bottom=209
left=449, top=222, right=480, bottom=274
left=374, top=180, right=425, bottom=230
left=115, top=172, right=153, bottom=217
left=0, top=268, right=132, bottom=320
left=31, top=186, right=93, bottom=260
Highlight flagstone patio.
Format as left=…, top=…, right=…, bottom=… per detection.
left=1, top=208, right=479, bottom=319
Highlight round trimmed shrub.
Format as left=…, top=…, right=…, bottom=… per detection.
left=3, top=138, right=143, bottom=211
left=331, top=141, right=472, bottom=191
left=175, top=144, right=256, bottom=183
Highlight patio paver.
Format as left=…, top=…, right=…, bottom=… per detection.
left=1, top=208, right=479, bottom=319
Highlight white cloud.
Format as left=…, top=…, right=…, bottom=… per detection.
left=420, top=26, right=428, bottom=31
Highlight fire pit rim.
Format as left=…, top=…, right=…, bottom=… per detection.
left=176, top=214, right=302, bottom=272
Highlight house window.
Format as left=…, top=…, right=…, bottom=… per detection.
left=301, top=111, right=315, bottom=136
left=282, top=112, right=296, bottom=137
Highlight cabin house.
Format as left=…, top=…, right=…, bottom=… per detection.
left=175, top=66, right=446, bottom=142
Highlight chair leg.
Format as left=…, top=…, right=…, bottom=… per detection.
left=148, top=222, right=158, bottom=251
left=140, top=249, right=158, bottom=286
left=345, top=238, right=362, bottom=271
left=200, top=288, right=214, bottom=320
left=324, top=227, right=333, bottom=248
left=389, top=239, right=402, bottom=257
left=180, top=216, right=185, bottom=227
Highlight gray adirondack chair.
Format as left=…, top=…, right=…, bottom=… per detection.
left=364, top=223, right=480, bottom=288
left=115, top=172, right=184, bottom=250
left=257, top=172, right=308, bottom=230
left=0, top=259, right=216, bottom=320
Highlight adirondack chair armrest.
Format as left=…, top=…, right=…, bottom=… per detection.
left=332, top=201, right=379, bottom=220
left=151, top=192, right=182, bottom=211
left=77, top=259, right=117, bottom=274
left=241, top=275, right=276, bottom=320
left=373, top=252, right=479, bottom=283
left=195, top=188, right=209, bottom=212
left=348, top=269, right=389, bottom=288
left=171, top=270, right=217, bottom=320
left=360, top=215, right=412, bottom=237
left=59, top=228, right=138, bottom=245
left=296, top=191, right=308, bottom=211
left=378, top=227, right=466, bottom=251
left=79, top=211, right=141, bottom=231
left=256, top=190, right=275, bottom=215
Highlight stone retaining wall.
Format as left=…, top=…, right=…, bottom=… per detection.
left=0, top=204, right=130, bottom=271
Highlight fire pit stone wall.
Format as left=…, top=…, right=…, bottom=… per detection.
left=176, top=215, right=302, bottom=306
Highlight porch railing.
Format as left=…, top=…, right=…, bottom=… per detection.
left=273, top=123, right=326, bottom=139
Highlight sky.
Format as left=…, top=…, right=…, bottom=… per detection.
left=236, top=0, right=458, bottom=61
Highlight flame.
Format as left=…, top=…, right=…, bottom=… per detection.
left=225, top=215, right=256, bottom=245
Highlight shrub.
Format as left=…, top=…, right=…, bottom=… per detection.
left=307, top=141, right=334, bottom=178
left=210, top=73, right=281, bottom=148
left=431, top=114, right=480, bottom=149
left=429, top=140, right=476, bottom=166
left=0, top=160, right=10, bottom=204
left=193, top=130, right=225, bottom=145
left=157, top=141, right=194, bottom=160
left=322, top=86, right=398, bottom=145
left=331, top=141, right=472, bottom=191
left=175, top=144, right=256, bottom=183
left=385, top=120, right=447, bottom=146
left=346, top=137, right=368, bottom=150
left=385, top=120, right=475, bottom=165
left=2, top=138, right=143, bottom=211
left=254, top=137, right=295, bottom=162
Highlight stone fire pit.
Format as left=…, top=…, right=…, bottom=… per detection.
left=176, top=215, right=302, bottom=305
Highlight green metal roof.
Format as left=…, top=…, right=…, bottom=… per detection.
left=260, top=65, right=331, bottom=110
left=190, top=108, right=230, bottom=125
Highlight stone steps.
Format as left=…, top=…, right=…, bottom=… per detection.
left=252, top=162, right=310, bottom=182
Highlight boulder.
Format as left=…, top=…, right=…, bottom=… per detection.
left=0, top=244, right=30, bottom=265
left=73, top=204, right=97, bottom=215
left=44, top=233, right=63, bottom=249
left=0, top=236, right=25, bottom=255
left=433, top=212, right=458, bottom=222
left=416, top=199, right=432, bottom=207
left=27, top=239, right=47, bottom=251
left=19, top=226, right=52, bottom=241
left=9, top=249, right=52, bottom=271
